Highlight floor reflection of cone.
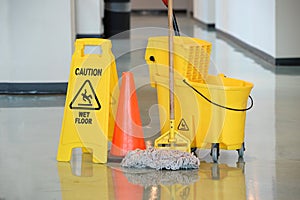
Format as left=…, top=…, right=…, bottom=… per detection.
left=112, top=169, right=144, bottom=200
left=110, top=72, right=146, bottom=157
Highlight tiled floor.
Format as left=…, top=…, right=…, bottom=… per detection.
left=0, top=14, right=300, bottom=200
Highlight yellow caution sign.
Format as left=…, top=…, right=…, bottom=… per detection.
left=57, top=38, right=119, bottom=163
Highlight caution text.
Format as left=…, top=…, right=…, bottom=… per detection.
left=75, top=68, right=102, bottom=76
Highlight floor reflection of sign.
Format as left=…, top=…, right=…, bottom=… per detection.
left=178, top=118, right=189, bottom=131
left=70, top=80, right=101, bottom=110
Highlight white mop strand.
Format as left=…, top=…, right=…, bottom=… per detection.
left=121, top=148, right=200, bottom=170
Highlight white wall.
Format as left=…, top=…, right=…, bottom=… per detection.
left=0, top=0, right=74, bottom=83
left=193, top=0, right=215, bottom=24
left=0, top=0, right=10, bottom=82
left=75, top=0, right=104, bottom=35
left=214, top=0, right=300, bottom=59
left=276, top=0, right=300, bottom=58
left=215, top=0, right=276, bottom=57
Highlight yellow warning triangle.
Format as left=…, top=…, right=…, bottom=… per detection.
left=178, top=118, right=189, bottom=131
left=69, top=80, right=101, bottom=110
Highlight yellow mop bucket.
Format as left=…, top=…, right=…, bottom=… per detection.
left=152, top=73, right=253, bottom=151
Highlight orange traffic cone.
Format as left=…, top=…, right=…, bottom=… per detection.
left=110, top=72, right=146, bottom=157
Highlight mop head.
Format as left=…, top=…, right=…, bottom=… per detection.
left=121, top=147, right=200, bottom=170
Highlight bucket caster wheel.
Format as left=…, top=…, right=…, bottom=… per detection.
left=210, top=143, right=220, bottom=163
left=237, top=143, right=245, bottom=158
left=191, top=147, right=197, bottom=157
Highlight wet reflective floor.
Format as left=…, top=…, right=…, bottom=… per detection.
left=1, top=14, right=300, bottom=200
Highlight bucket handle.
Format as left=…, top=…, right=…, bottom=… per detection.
left=183, top=79, right=253, bottom=112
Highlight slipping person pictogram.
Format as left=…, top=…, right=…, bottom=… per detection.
left=81, top=89, right=93, bottom=106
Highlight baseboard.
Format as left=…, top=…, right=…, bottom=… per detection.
left=0, top=83, right=68, bottom=94
left=275, top=58, right=300, bottom=66
left=193, top=18, right=215, bottom=31
left=216, top=29, right=300, bottom=66
left=76, top=34, right=104, bottom=39
left=132, top=9, right=187, bottom=15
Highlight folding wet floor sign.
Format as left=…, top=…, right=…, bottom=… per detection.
left=57, top=38, right=119, bottom=163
